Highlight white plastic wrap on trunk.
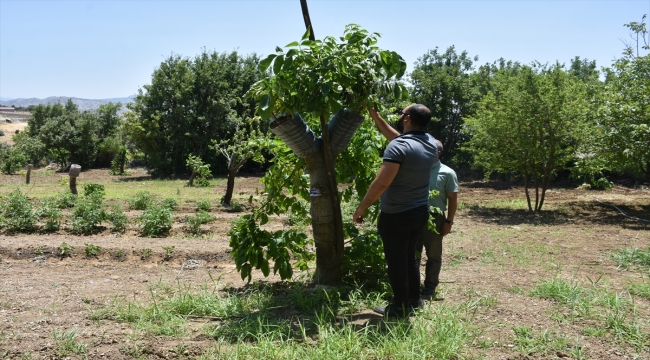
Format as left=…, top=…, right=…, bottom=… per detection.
left=270, top=113, right=318, bottom=158
left=69, top=164, right=81, bottom=178
left=327, top=109, right=365, bottom=155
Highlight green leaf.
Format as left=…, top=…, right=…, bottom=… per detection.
left=285, top=41, right=299, bottom=48
left=259, top=54, right=276, bottom=73
left=260, top=258, right=270, bottom=276
left=273, top=55, right=285, bottom=75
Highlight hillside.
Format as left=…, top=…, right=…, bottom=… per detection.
left=0, top=95, right=135, bottom=112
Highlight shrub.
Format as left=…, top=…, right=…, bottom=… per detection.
left=590, top=177, right=614, bottom=190
left=196, top=199, right=212, bottom=212
left=0, top=189, right=37, bottom=233
left=0, top=146, right=28, bottom=175
left=137, top=204, right=173, bottom=237
left=83, top=183, right=105, bottom=198
left=84, top=243, right=101, bottom=257
left=110, top=146, right=128, bottom=175
left=341, top=225, right=387, bottom=288
left=37, top=199, right=62, bottom=232
left=186, top=154, right=212, bottom=187
left=57, top=242, right=74, bottom=257
left=185, top=210, right=214, bottom=234
left=140, top=248, right=153, bottom=260
left=107, top=204, right=128, bottom=234
left=55, top=191, right=77, bottom=209
left=226, top=201, right=244, bottom=213
left=128, top=191, right=154, bottom=210
left=71, top=193, right=106, bottom=234
left=0, top=129, right=4, bottom=136
left=160, top=198, right=178, bottom=211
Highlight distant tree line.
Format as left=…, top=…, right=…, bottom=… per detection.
left=1, top=16, right=647, bottom=206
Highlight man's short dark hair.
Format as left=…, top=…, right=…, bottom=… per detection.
left=407, top=104, right=432, bottom=129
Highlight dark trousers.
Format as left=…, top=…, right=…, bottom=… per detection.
left=378, top=205, right=429, bottom=311
left=416, top=213, right=445, bottom=289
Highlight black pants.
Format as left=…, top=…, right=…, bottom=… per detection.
left=378, top=205, right=429, bottom=311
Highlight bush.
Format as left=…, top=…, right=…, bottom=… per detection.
left=0, top=145, right=28, bottom=175
left=57, top=242, right=74, bottom=257
left=110, top=145, right=128, bottom=175
left=0, top=189, right=37, bottom=233
left=185, top=210, right=214, bottom=234
left=196, top=199, right=212, bottom=212
left=71, top=193, right=106, bottom=234
left=186, top=154, right=212, bottom=187
left=107, top=204, right=128, bottom=234
left=226, top=201, right=244, bottom=213
left=83, top=183, right=105, bottom=198
left=55, top=191, right=77, bottom=209
left=128, top=191, right=154, bottom=210
left=160, top=198, right=178, bottom=211
left=137, top=204, right=173, bottom=237
left=84, top=243, right=101, bottom=257
left=0, top=129, right=4, bottom=136
left=590, top=177, right=614, bottom=190
left=341, top=225, right=387, bottom=288
left=37, top=199, right=62, bottom=232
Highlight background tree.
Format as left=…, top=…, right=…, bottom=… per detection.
left=598, top=16, right=650, bottom=181
left=232, top=25, right=408, bottom=285
left=211, top=116, right=268, bottom=205
left=465, top=64, right=588, bottom=211
left=124, top=51, right=261, bottom=177
left=410, top=46, right=479, bottom=166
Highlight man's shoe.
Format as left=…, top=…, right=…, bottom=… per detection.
left=421, top=286, right=436, bottom=296
left=373, top=304, right=407, bottom=318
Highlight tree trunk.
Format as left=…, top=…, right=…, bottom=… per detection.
left=306, top=145, right=343, bottom=284
left=223, top=169, right=236, bottom=205
left=188, top=172, right=195, bottom=187
left=26, top=164, right=32, bottom=184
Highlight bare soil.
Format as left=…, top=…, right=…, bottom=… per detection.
left=1, top=171, right=649, bottom=359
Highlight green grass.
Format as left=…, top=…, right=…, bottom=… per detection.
left=611, top=246, right=650, bottom=271
left=483, top=198, right=529, bottom=210
left=89, top=280, right=475, bottom=359
left=0, top=171, right=226, bottom=206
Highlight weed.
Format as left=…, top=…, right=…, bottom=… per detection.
left=163, top=246, right=175, bottom=260
left=196, top=199, right=212, bottom=212
left=141, top=248, right=153, bottom=260
left=611, top=245, right=650, bottom=271
left=114, top=249, right=126, bottom=261
left=128, top=191, right=154, bottom=210
left=34, top=246, right=44, bottom=255
left=512, top=326, right=571, bottom=356
left=57, top=242, right=74, bottom=258
left=52, top=329, right=87, bottom=357
left=84, top=243, right=101, bottom=257
left=628, top=280, right=650, bottom=299
left=137, top=204, right=173, bottom=237
left=185, top=210, right=214, bottom=234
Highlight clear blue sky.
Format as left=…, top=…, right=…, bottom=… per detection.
left=1, top=0, right=648, bottom=99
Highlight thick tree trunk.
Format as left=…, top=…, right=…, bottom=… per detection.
left=188, top=172, right=195, bottom=187
left=306, top=145, right=343, bottom=284
left=26, top=164, right=32, bottom=184
left=223, top=169, right=236, bottom=205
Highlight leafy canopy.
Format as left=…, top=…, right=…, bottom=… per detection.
left=248, top=24, right=408, bottom=120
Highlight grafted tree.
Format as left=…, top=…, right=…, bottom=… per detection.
left=231, top=25, right=408, bottom=285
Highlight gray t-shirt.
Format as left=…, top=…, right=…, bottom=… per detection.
left=380, top=131, right=438, bottom=213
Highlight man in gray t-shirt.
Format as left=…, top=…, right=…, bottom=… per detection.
left=353, top=104, right=437, bottom=318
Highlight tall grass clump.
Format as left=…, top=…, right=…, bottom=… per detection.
left=611, top=246, right=650, bottom=271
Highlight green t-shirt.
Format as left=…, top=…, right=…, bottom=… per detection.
left=428, top=161, right=459, bottom=212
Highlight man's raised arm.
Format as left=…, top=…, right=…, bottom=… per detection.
left=369, top=107, right=400, bottom=141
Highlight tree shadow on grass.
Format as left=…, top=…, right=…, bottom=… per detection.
left=207, top=281, right=405, bottom=344
left=466, top=202, right=650, bottom=230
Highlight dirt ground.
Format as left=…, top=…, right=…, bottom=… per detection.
left=1, top=170, right=649, bottom=359
left=0, top=115, right=29, bottom=145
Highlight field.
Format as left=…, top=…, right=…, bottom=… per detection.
left=0, top=113, right=30, bottom=145
left=1, top=169, right=649, bottom=359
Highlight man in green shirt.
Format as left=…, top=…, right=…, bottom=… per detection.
left=418, top=140, right=458, bottom=297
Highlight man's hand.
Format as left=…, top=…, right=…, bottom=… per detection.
left=442, top=222, right=452, bottom=236
left=353, top=207, right=365, bottom=224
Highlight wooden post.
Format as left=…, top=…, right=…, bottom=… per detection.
left=69, top=164, right=81, bottom=195
left=26, top=164, right=32, bottom=184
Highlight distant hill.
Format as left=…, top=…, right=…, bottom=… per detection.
left=0, top=95, right=136, bottom=113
